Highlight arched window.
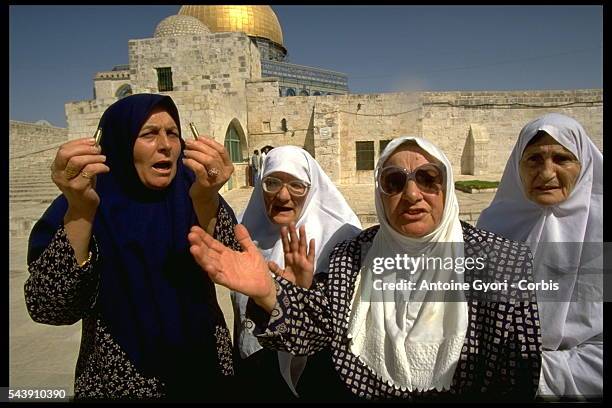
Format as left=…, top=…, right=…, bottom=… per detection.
left=281, top=118, right=287, bottom=132
left=224, top=123, right=243, bottom=163
left=285, top=88, right=296, bottom=97
left=224, top=119, right=247, bottom=190
left=116, top=84, right=132, bottom=99
left=299, top=89, right=309, bottom=96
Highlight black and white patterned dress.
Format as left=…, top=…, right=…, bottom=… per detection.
left=248, top=222, right=542, bottom=401
left=24, top=201, right=237, bottom=400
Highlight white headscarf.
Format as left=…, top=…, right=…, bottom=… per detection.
left=232, top=145, right=362, bottom=395
left=477, top=113, right=603, bottom=397
left=347, top=136, right=467, bottom=392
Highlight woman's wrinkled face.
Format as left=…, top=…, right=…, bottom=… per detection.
left=380, top=144, right=445, bottom=237
left=519, top=132, right=581, bottom=206
left=263, top=171, right=309, bottom=225
left=133, top=107, right=181, bottom=190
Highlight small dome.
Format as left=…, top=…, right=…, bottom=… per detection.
left=154, top=14, right=210, bottom=38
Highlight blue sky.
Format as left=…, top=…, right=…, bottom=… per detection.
left=9, top=5, right=602, bottom=127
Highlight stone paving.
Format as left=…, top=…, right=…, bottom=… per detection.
left=8, top=184, right=495, bottom=396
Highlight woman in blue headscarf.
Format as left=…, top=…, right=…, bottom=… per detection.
left=25, top=94, right=238, bottom=401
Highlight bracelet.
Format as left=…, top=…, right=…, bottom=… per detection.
left=77, top=251, right=93, bottom=268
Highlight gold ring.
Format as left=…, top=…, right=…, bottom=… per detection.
left=80, top=171, right=93, bottom=179
left=207, top=167, right=220, bottom=177
left=65, top=167, right=79, bottom=180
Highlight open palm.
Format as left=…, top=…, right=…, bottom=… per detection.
left=269, top=223, right=315, bottom=289
left=188, top=224, right=273, bottom=299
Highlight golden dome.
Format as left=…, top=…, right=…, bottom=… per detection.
left=178, top=5, right=284, bottom=47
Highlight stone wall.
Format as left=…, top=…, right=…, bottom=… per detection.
left=322, top=92, right=422, bottom=185
left=65, top=98, right=115, bottom=140
left=245, top=87, right=423, bottom=183
left=94, top=70, right=131, bottom=100
left=245, top=87, right=602, bottom=184
left=9, top=120, right=68, bottom=157
left=246, top=77, right=317, bottom=151
left=421, top=89, right=603, bottom=176
left=128, top=31, right=259, bottom=96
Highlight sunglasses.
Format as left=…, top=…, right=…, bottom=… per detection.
left=262, top=176, right=310, bottom=197
left=377, top=163, right=444, bottom=195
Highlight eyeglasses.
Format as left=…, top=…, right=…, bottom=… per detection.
left=262, top=176, right=310, bottom=197
left=377, top=163, right=444, bottom=195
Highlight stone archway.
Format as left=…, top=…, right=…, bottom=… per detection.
left=115, top=84, right=132, bottom=99
left=224, top=118, right=248, bottom=190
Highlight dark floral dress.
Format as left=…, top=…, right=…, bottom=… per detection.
left=24, top=201, right=237, bottom=400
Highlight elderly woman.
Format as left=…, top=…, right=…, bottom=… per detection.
left=477, top=113, right=603, bottom=400
left=188, top=136, right=542, bottom=401
left=25, top=94, right=237, bottom=400
left=232, top=145, right=361, bottom=400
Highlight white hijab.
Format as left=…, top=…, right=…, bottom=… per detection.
left=477, top=113, right=603, bottom=397
left=347, top=136, right=467, bottom=392
left=232, top=145, right=362, bottom=395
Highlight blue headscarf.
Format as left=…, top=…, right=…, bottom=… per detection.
left=28, top=94, right=229, bottom=395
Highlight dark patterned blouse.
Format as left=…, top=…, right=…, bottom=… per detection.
left=248, top=222, right=542, bottom=401
left=24, top=201, right=238, bottom=400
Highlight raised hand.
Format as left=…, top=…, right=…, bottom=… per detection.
left=183, top=136, right=234, bottom=201
left=188, top=224, right=277, bottom=312
left=268, top=223, right=315, bottom=289
left=50, top=137, right=109, bottom=216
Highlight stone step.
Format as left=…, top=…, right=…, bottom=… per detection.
left=10, top=193, right=59, bottom=198
left=10, top=183, right=56, bottom=188
left=9, top=175, right=54, bottom=181
left=10, top=178, right=57, bottom=183
left=9, top=173, right=53, bottom=180
left=9, top=184, right=59, bottom=192
left=10, top=190, right=58, bottom=197
left=9, top=198, right=56, bottom=206
left=10, top=181, right=58, bottom=186
left=10, top=196, right=59, bottom=203
left=10, top=166, right=52, bottom=170
left=10, top=190, right=59, bottom=197
left=9, top=191, right=59, bottom=198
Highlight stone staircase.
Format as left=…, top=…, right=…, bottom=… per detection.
left=10, top=147, right=62, bottom=237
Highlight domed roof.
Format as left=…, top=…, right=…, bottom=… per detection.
left=178, top=5, right=284, bottom=47
left=154, top=14, right=210, bottom=38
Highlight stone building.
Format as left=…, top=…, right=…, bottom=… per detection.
left=12, top=5, right=603, bottom=200
left=59, top=5, right=602, bottom=192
